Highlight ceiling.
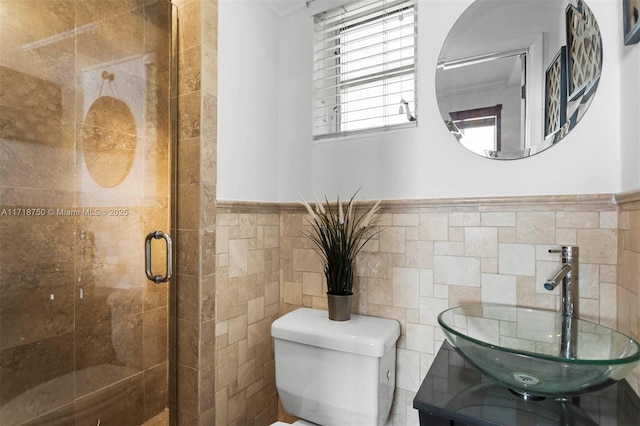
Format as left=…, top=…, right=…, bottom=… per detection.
left=265, top=0, right=307, bottom=17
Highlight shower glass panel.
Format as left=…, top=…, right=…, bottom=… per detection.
left=0, top=1, right=175, bottom=424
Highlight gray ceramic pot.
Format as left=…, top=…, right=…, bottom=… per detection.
left=327, top=293, right=353, bottom=321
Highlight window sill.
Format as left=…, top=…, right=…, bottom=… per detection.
left=312, top=121, right=418, bottom=144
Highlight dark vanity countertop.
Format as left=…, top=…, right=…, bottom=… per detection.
left=413, top=341, right=640, bottom=426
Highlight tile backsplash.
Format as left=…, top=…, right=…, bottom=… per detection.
left=217, top=193, right=640, bottom=426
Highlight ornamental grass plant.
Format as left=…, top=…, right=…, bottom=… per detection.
left=299, top=191, right=381, bottom=295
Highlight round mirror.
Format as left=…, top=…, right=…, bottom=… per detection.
left=436, top=0, right=602, bottom=160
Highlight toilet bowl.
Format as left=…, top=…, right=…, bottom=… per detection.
left=271, top=308, right=400, bottom=426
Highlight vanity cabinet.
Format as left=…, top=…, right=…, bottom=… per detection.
left=413, top=342, right=640, bottom=426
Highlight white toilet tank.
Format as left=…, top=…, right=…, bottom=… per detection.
left=271, top=308, right=400, bottom=426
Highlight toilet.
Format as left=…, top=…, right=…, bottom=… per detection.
left=270, top=308, right=401, bottom=426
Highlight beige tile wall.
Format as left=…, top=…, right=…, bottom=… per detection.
left=215, top=204, right=281, bottom=425
left=617, top=192, right=640, bottom=396
left=218, top=195, right=623, bottom=425
left=173, top=0, right=218, bottom=423
left=280, top=195, right=620, bottom=424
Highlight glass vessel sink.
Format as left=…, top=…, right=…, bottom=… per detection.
left=438, top=304, right=640, bottom=398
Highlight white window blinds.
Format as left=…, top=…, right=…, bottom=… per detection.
left=313, top=0, right=418, bottom=140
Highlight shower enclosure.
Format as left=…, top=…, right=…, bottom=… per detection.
left=0, top=1, right=176, bottom=424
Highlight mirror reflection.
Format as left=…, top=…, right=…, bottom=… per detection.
left=436, top=0, right=602, bottom=160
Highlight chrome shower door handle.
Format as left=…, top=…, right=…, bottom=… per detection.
left=145, top=230, right=173, bottom=283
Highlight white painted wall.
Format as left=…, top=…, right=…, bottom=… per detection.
left=277, top=10, right=314, bottom=201
left=218, top=0, right=280, bottom=201
left=218, top=0, right=626, bottom=202
left=620, top=2, right=640, bottom=192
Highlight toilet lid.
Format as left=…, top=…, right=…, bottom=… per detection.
left=271, top=308, right=400, bottom=357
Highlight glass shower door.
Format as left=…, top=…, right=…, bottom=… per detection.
left=0, top=1, right=175, bottom=424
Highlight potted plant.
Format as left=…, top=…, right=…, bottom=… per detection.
left=299, top=191, right=381, bottom=321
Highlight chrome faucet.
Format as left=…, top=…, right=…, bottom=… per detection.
left=544, top=246, right=579, bottom=317
left=545, top=246, right=579, bottom=359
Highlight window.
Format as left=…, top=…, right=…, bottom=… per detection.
left=449, top=105, right=502, bottom=156
left=313, top=0, right=418, bottom=140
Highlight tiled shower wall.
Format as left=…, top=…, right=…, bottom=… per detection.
left=173, top=0, right=218, bottom=423
left=0, top=1, right=172, bottom=424
left=217, top=194, right=636, bottom=425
